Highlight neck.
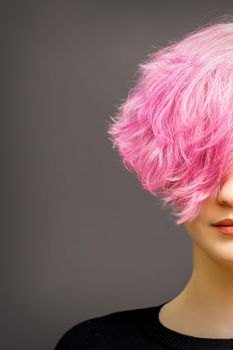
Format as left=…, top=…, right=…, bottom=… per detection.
left=184, top=243, right=233, bottom=312
left=162, top=243, right=233, bottom=338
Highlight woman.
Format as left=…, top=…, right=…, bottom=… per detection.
left=55, top=15, right=233, bottom=349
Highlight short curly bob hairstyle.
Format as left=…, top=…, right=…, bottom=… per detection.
left=107, top=15, right=233, bottom=225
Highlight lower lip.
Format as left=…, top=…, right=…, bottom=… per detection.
left=213, top=225, right=233, bottom=235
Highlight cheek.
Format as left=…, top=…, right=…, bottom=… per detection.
left=184, top=221, right=199, bottom=240
left=184, top=220, right=208, bottom=246
left=184, top=219, right=231, bottom=263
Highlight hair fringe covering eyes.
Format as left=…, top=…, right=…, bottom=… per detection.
left=106, top=14, right=233, bottom=225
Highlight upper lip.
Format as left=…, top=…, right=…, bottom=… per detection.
left=213, top=219, right=233, bottom=226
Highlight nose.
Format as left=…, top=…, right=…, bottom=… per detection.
left=217, top=172, right=233, bottom=207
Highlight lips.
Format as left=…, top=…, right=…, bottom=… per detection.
left=213, top=218, right=233, bottom=226
left=215, top=226, right=233, bottom=235
left=213, top=218, right=233, bottom=235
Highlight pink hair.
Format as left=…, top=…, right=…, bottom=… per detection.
left=107, top=15, right=233, bottom=225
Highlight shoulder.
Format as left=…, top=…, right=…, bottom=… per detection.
left=54, top=306, right=154, bottom=350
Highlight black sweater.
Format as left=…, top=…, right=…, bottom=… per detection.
left=54, top=299, right=233, bottom=349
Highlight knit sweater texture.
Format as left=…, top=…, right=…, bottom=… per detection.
left=54, top=299, right=233, bottom=349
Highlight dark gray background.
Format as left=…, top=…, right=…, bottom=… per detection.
left=1, top=1, right=233, bottom=349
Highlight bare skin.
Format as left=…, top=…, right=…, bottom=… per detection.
left=159, top=170, right=233, bottom=339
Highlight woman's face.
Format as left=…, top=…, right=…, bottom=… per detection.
left=184, top=171, right=233, bottom=266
